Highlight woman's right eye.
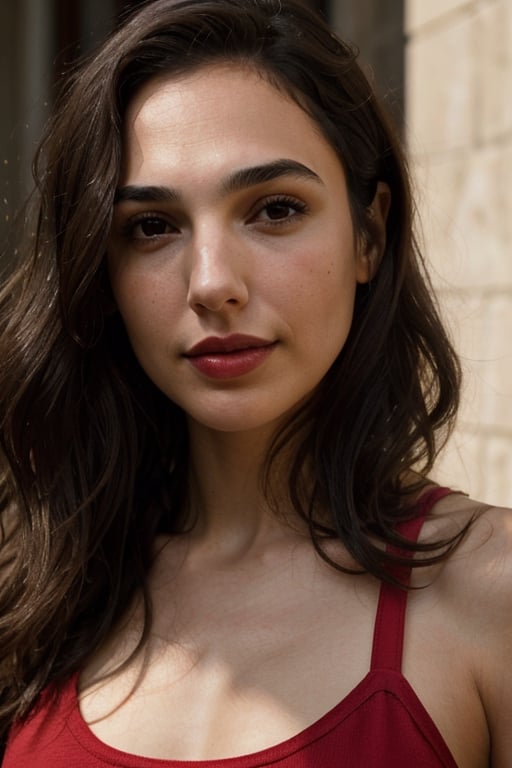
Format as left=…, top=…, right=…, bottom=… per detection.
left=128, top=216, right=176, bottom=239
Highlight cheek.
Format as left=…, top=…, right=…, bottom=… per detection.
left=110, top=266, right=181, bottom=341
left=115, top=286, right=156, bottom=341
left=289, top=249, right=358, bottom=315
left=303, top=261, right=358, bottom=355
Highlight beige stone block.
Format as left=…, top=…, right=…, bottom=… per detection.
left=434, top=294, right=512, bottom=505
left=484, top=436, right=512, bottom=507
left=477, top=0, right=512, bottom=142
left=406, top=0, right=474, bottom=33
left=477, top=296, right=512, bottom=428
left=435, top=430, right=512, bottom=507
left=406, top=13, right=476, bottom=154
left=432, top=292, right=512, bottom=428
left=433, top=427, right=485, bottom=498
left=502, top=142, right=512, bottom=246
left=411, top=155, right=472, bottom=289
left=412, top=146, right=512, bottom=290
left=434, top=293, right=485, bottom=424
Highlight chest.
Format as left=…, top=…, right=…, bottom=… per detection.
left=78, top=553, right=488, bottom=766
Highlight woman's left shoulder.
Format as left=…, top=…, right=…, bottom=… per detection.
left=415, top=491, right=512, bottom=653
left=426, top=492, right=512, bottom=762
left=425, top=491, right=512, bottom=603
left=433, top=490, right=511, bottom=573
left=415, top=491, right=512, bottom=763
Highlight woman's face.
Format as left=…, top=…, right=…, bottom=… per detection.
left=108, top=64, right=376, bottom=436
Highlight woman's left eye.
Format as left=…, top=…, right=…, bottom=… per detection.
left=252, top=197, right=308, bottom=224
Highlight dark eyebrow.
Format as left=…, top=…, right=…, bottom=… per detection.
left=114, top=185, right=179, bottom=205
left=222, top=159, right=323, bottom=193
left=114, top=159, right=323, bottom=205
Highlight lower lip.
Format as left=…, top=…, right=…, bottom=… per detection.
left=186, top=344, right=276, bottom=379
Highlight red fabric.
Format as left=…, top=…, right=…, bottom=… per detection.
left=5, top=487, right=458, bottom=768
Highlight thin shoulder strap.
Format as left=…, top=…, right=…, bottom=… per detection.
left=370, top=486, right=453, bottom=672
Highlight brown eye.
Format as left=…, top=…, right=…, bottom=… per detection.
left=264, top=202, right=296, bottom=220
left=135, top=217, right=173, bottom=238
left=251, top=195, right=308, bottom=225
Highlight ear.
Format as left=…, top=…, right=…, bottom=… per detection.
left=355, top=181, right=391, bottom=284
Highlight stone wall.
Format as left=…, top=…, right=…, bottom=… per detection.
left=406, top=0, right=512, bottom=505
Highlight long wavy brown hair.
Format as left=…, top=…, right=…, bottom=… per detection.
left=0, top=0, right=465, bottom=742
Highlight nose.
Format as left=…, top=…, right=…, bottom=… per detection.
left=186, top=234, right=249, bottom=315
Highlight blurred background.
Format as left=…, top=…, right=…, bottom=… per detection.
left=1, top=0, right=511, bottom=506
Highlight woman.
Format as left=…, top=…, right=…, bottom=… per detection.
left=1, top=0, right=511, bottom=765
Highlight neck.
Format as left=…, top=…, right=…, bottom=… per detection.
left=184, top=421, right=298, bottom=560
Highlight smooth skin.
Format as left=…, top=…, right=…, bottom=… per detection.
left=108, top=67, right=376, bottom=437
left=80, top=64, right=512, bottom=767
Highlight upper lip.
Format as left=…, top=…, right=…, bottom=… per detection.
left=184, top=334, right=275, bottom=357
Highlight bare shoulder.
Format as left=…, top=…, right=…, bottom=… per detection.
left=424, top=492, right=512, bottom=599
left=417, top=491, right=512, bottom=611
left=424, top=492, right=512, bottom=766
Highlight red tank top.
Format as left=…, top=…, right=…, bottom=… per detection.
left=4, top=487, right=459, bottom=767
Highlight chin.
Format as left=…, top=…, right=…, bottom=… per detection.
left=184, top=400, right=301, bottom=438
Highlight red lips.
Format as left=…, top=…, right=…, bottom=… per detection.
left=185, top=334, right=274, bottom=356
left=184, top=334, right=276, bottom=379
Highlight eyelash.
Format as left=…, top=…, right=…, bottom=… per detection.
left=250, top=195, right=309, bottom=225
left=119, top=194, right=309, bottom=243
left=120, top=213, right=177, bottom=241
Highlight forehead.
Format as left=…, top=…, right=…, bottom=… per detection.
left=125, top=62, right=310, bottom=133
left=120, top=63, right=342, bottom=185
